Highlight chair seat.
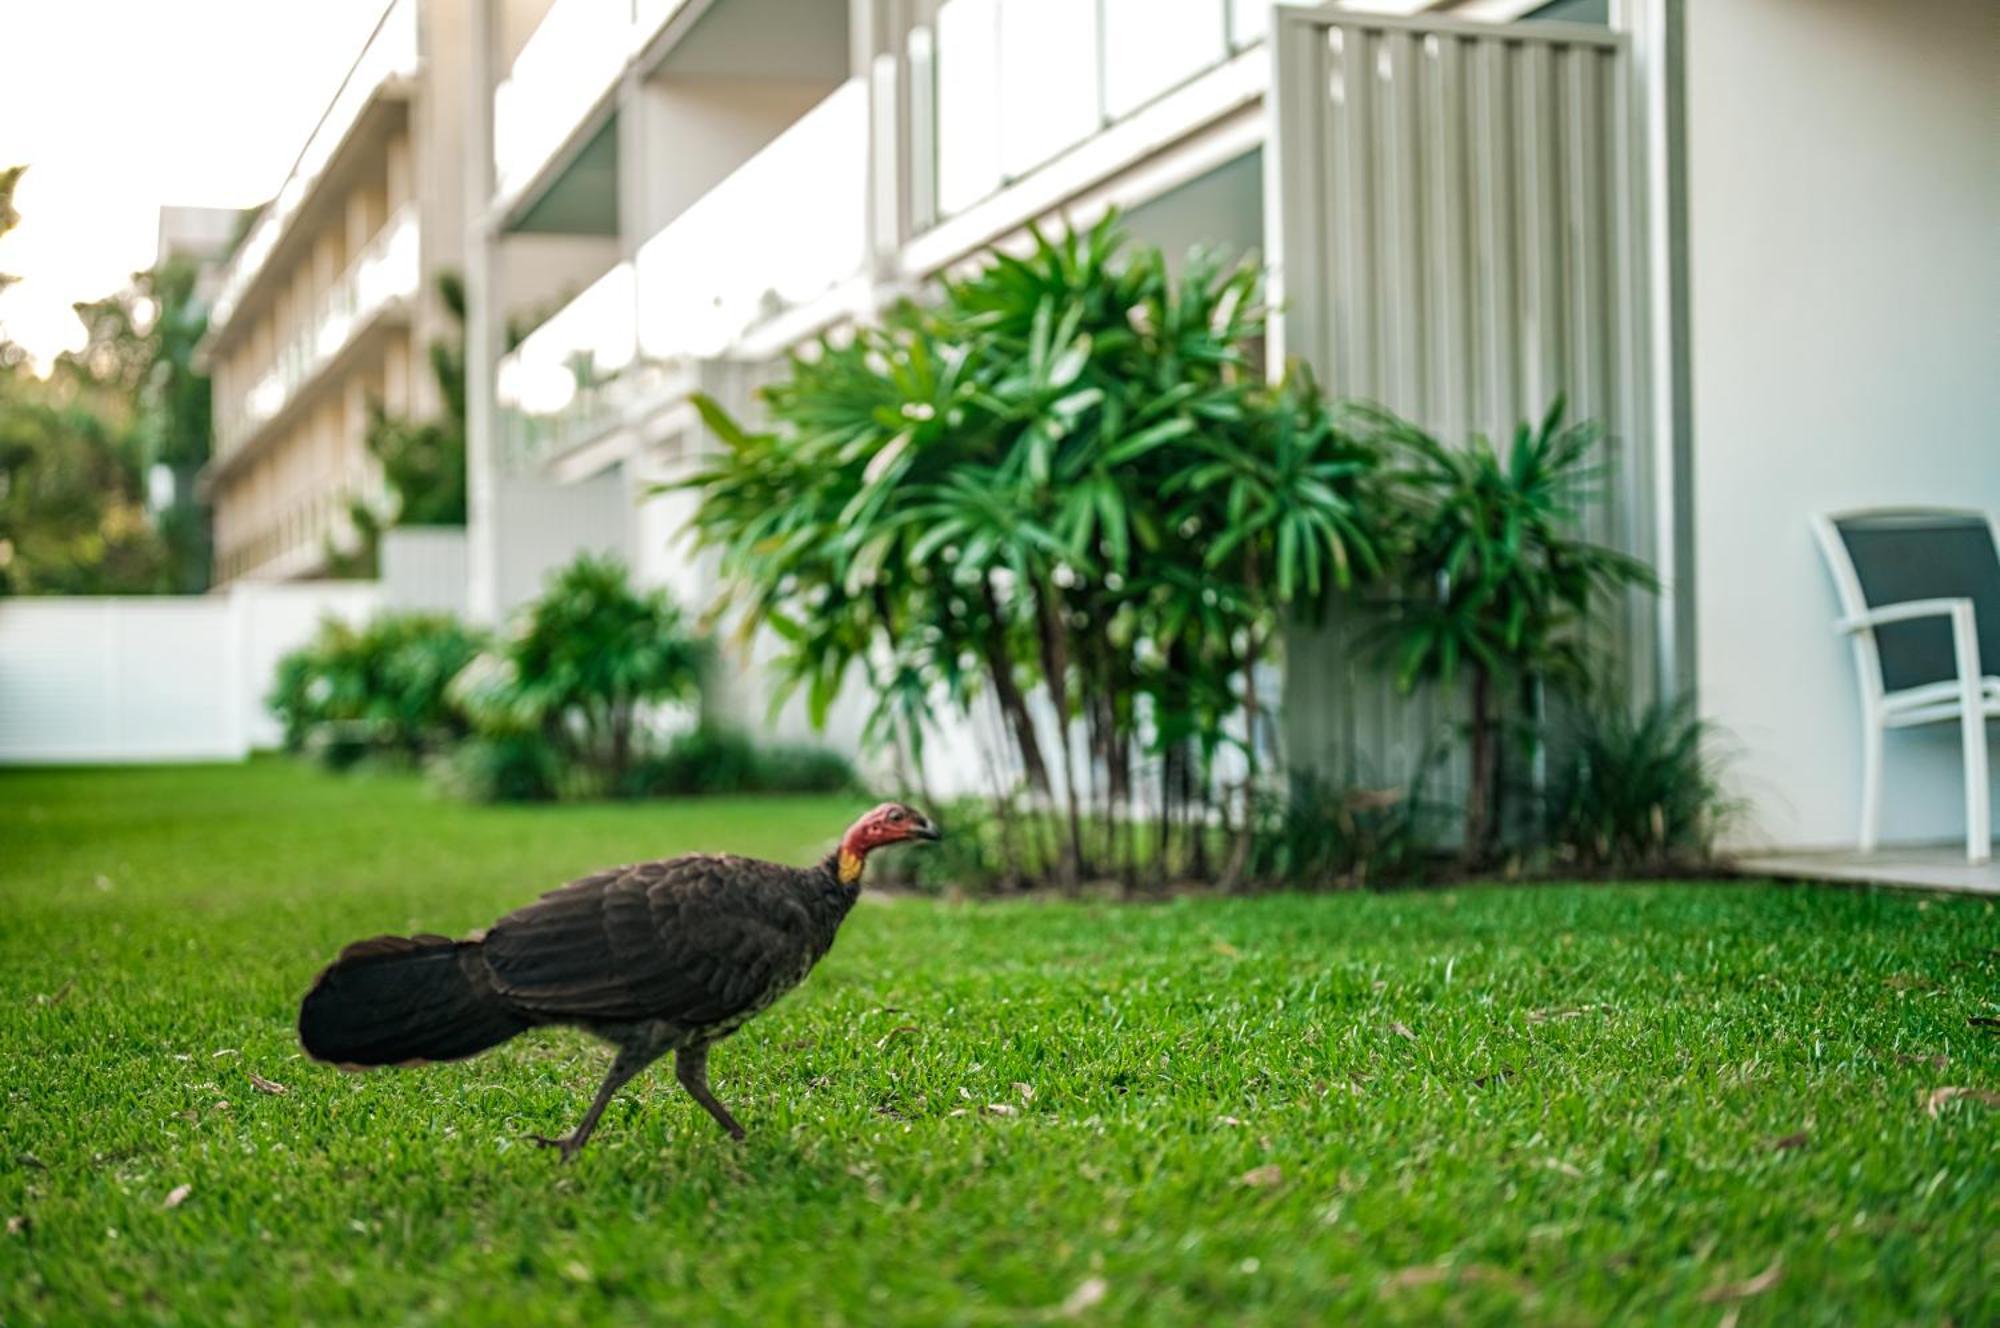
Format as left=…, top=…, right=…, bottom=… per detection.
left=1882, top=675, right=2000, bottom=728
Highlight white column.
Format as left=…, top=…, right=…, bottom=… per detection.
left=464, top=0, right=502, bottom=623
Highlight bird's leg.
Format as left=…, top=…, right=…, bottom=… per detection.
left=532, top=1038, right=663, bottom=1162
left=676, top=1044, right=746, bottom=1141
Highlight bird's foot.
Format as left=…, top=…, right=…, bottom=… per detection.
left=529, top=1131, right=585, bottom=1162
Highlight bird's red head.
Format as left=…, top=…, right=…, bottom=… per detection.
left=837, top=803, right=940, bottom=884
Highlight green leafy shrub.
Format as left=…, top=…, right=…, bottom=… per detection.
left=677, top=214, right=1381, bottom=890
left=1547, top=700, right=1735, bottom=873
left=430, top=732, right=562, bottom=804
left=268, top=613, right=486, bottom=766
left=617, top=727, right=856, bottom=799
left=1247, top=766, right=1440, bottom=889
left=1363, top=399, right=1657, bottom=866
left=452, top=555, right=703, bottom=794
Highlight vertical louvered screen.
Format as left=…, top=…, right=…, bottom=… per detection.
left=1269, top=7, right=1650, bottom=792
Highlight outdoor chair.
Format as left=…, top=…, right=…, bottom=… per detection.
left=1812, top=508, right=2000, bottom=864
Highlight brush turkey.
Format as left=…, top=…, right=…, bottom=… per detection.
left=298, top=802, right=939, bottom=1159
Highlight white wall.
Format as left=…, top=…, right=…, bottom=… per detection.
left=380, top=526, right=470, bottom=614
left=492, top=467, right=634, bottom=616
left=1684, top=0, right=2000, bottom=849
left=0, top=583, right=379, bottom=764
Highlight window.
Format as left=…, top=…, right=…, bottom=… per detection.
left=1102, top=0, right=1227, bottom=118
left=997, top=0, right=1101, bottom=178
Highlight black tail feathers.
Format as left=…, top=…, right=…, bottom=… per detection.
left=298, top=933, right=530, bottom=1068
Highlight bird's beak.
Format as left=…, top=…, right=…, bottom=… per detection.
left=914, top=819, right=942, bottom=842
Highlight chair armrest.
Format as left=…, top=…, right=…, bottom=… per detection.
left=1835, top=597, right=1973, bottom=633
left=1839, top=597, right=1985, bottom=692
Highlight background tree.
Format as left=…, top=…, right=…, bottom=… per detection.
left=0, top=165, right=173, bottom=594
left=329, top=272, right=469, bottom=576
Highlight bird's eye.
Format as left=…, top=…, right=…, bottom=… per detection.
left=888, top=809, right=905, bottom=822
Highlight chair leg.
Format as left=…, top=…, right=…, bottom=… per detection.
left=1859, top=719, right=1882, bottom=855
left=1961, top=705, right=1990, bottom=866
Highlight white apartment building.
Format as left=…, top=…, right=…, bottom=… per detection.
left=198, top=0, right=474, bottom=585
left=189, top=0, right=1994, bottom=861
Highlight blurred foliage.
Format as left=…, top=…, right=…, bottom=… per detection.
left=267, top=613, right=488, bottom=767
left=330, top=272, right=469, bottom=578
left=616, top=726, right=857, bottom=800
left=0, top=165, right=212, bottom=593
left=451, top=555, right=703, bottom=793
left=1548, top=699, right=1736, bottom=874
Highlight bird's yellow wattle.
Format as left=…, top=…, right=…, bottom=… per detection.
left=837, top=849, right=865, bottom=886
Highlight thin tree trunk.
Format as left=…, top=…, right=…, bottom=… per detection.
left=1032, top=579, right=1086, bottom=887
left=1465, top=666, right=1496, bottom=869
left=976, top=575, right=1054, bottom=800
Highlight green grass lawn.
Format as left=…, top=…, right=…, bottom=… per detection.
left=2, top=762, right=1995, bottom=1326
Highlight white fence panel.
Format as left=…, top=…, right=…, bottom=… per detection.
left=0, top=582, right=379, bottom=765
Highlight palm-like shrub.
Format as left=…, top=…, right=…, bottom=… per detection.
left=1365, top=399, right=1656, bottom=865
left=677, top=216, right=1379, bottom=887
left=268, top=613, right=485, bottom=766
left=1548, top=700, right=1734, bottom=872
left=453, top=555, right=702, bottom=791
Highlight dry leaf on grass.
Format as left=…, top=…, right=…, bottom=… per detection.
left=1059, top=1275, right=1109, bottom=1317
left=248, top=1072, right=288, bottom=1096
left=1014, top=1082, right=1035, bottom=1103
left=1924, top=1086, right=2000, bottom=1117
left=1538, top=1157, right=1584, bottom=1179
left=873, top=1024, right=918, bottom=1050
left=984, top=1103, right=1018, bottom=1117
left=1237, top=1164, right=1284, bottom=1189
left=1769, top=1130, right=1810, bottom=1151
left=1894, top=1052, right=1948, bottom=1069
left=1527, top=1004, right=1610, bottom=1024
left=163, top=1184, right=192, bottom=1209
left=1699, top=1261, right=1782, bottom=1304
left=5, top=1215, right=27, bottom=1236
left=1388, top=1022, right=1416, bottom=1041
left=1381, top=1263, right=1532, bottom=1297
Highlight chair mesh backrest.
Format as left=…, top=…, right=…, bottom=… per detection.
left=1836, top=512, right=2000, bottom=693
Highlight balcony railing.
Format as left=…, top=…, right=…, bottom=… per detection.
left=218, top=206, right=421, bottom=460
left=636, top=78, right=868, bottom=362
left=494, top=0, right=684, bottom=201
left=497, top=262, right=653, bottom=468
left=210, top=0, right=418, bottom=331
left=930, top=0, right=1265, bottom=220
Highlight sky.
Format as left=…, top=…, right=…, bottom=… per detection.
left=0, top=1, right=391, bottom=370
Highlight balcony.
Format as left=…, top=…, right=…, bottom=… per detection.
left=494, top=0, right=684, bottom=205
left=214, top=206, right=421, bottom=468
left=209, top=0, right=418, bottom=332
left=635, top=78, right=868, bottom=362
left=929, top=0, right=1266, bottom=221
left=497, top=262, right=659, bottom=469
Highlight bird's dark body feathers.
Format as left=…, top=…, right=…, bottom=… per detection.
left=299, top=854, right=854, bottom=1068
left=298, top=803, right=936, bottom=1157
